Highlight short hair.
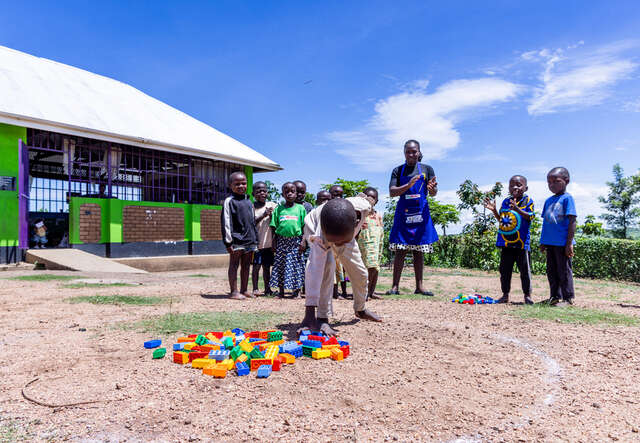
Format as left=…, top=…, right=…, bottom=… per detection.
left=510, top=175, right=528, bottom=185
left=329, top=184, right=343, bottom=191
left=321, top=198, right=356, bottom=237
left=281, top=181, right=296, bottom=192
left=548, top=167, right=570, bottom=181
left=253, top=181, right=266, bottom=189
left=316, top=190, right=331, bottom=198
left=404, top=139, right=420, bottom=149
left=293, top=180, right=306, bottom=187
left=229, top=171, right=246, bottom=183
left=363, top=186, right=378, bottom=198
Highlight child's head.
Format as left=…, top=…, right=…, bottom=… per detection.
left=363, top=186, right=379, bottom=206
left=508, top=175, right=528, bottom=199
left=253, top=181, right=268, bottom=203
left=293, top=180, right=307, bottom=203
left=281, top=182, right=297, bottom=203
left=229, top=172, right=248, bottom=195
left=404, top=139, right=421, bottom=166
left=316, top=190, right=331, bottom=206
left=547, top=167, right=570, bottom=195
left=329, top=185, right=344, bottom=199
left=321, top=199, right=356, bottom=246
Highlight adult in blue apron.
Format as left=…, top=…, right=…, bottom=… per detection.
left=387, top=140, right=439, bottom=296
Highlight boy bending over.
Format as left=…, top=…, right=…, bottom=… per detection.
left=300, top=195, right=382, bottom=336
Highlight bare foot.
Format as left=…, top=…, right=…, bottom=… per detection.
left=230, top=292, right=246, bottom=300
left=243, top=291, right=256, bottom=299
left=355, top=309, right=382, bottom=322
left=369, top=293, right=383, bottom=300
left=252, top=289, right=261, bottom=297
left=319, top=321, right=338, bottom=337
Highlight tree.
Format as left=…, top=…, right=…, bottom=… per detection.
left=303, top=192, right=315, bottom=205
left=427, top=197, right=460, bottom=236
left=579, top=215, right=605, bottom=237
left=321, top=178, right=370, bottom=198
left=598, top=164, right=640, bottom=239
left=456, top=180, right=503, bottom=234
left=263, top=180, right=282, bottom=203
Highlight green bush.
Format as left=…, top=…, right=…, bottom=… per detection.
left=419, top=233, right=640, bottom=282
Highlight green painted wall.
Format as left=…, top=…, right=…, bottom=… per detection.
left=244, top=165, right=253, bottom=197
left=0, top=124, right=26, bottom=247
left=69, top=197, right=221, bottom=244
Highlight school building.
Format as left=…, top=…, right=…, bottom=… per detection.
left=0, top=46, right=280, bottom=264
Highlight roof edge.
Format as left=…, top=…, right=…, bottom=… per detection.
left=0, top=112, right=282, bottom=172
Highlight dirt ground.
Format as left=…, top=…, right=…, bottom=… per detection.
left=1, top=265, right=639, bottom=442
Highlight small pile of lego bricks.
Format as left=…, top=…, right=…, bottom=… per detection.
left=145, top=328, right=350, bottom=379
left=451, top=293, right=497, bottom=304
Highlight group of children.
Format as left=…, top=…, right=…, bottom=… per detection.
left=485, top=166, right=577, bottom=307
left=221, top=172, right=383, bottom=334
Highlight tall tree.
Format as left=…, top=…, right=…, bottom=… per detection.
left=427, top=197, right=460, bottom=236
left=456, top=180, right=503, bottom=234
left=321, top=178, right=370, bottom=198
left=598, top=164, right=640, bottom=239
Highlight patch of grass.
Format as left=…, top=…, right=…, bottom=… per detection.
left=122, top=311, right=287, bottom=335
left=0, top=419, right=30, bottom=442
left=61, top=282, right=137, bottom=289
left=509, top=304, right=640, bottom=327
left=66, top=295, right=167, bottom=305
left=8, top=274, right=76, bottom=281
left=186, top=274, right=211, bottom=278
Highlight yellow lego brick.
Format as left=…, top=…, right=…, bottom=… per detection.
left=312, top=349, right=331, bottom=359
left=236, top=353, right=248, bottom=363
left=173, top=351, right=189, bottom=364
left=222, top=358, right=234, bottom=370
left=223, top=330, right=234, bottom=337
left=239, top=339, right=254, bottom=353
left=200, top=344, right=221, bottom=351
left=279, top=353, right=295, bottom=364
left=322, top=344, right=340, bottom=350
left=183, top=343, right=197, bottom=351
left=205, top=332, right=221, bottom=343
left=192, top=358, right=216, bottom=369
left=330, top=348, right=344, bottom=361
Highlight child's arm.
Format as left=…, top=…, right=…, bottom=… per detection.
left=510, top=199, right=534, bottom=221
left=221, top=199, right=233, bottom=253
left=483, top=198, right=500, bottom=221
left=565, top=216, right=576, bottom=258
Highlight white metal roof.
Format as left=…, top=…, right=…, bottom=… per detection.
left=0, top=46, right=280, bottom=171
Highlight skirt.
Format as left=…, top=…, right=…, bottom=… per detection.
left=271, top=235, right=305, bottom=290
left=389, top=242, right=434, bottom=253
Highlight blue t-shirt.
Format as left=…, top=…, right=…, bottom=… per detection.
left=540, top=193, right=577, bottom=246
left=495, top=195, right=534, bottom=250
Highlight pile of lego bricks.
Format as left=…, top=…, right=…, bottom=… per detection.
left=451, top=293, right=497, bottom=304
left=144, top=328, right=350, bottom=379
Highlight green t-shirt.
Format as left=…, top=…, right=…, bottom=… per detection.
left=270, top=203, right=306, bottom=237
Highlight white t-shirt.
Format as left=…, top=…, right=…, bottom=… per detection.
left=254, top=201, right=277, bottom=249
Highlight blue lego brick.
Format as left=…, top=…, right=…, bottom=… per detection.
left=288, top=345, right=302, bottom=358
left=209, top=350, right=230, bottom=361
left=298, top=329, right=311, bottom=337
left=144, top=339, right=161, bottom=349
left=235, top=361, right=250, bottom=376
left=249, top=338, right=263, bottom=343
left=338, top=340, right=350, bottom=347
left=231, top=328, right=245, bottom=335
left=301, top=339, right=322, bottom=349
left=257, top=364, right=272, bottom=378
left=173, top=343, right=185, bottom=351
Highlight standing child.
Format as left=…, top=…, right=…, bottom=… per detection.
left=316, top=190, right=331, bottom=206
left=301, top=196, right=382, bottom=336
left=294, top=180, right=314, bottom=213
left=32, top=219, right=48, bottom=248
left=221, top=172, right=258, bottom=300
left=252, top=181, right=277, bottom=296
left=484, top=175, right=535, bottom=304
left=270, top=182, right=307, bottom=298
left=540, top=167, right=577, bottom=307
left=357, top=187, right=385, bottom=300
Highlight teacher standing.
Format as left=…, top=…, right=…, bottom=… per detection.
left=387, top=139, right=439, bottom=296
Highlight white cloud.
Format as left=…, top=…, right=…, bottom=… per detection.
left=525, top=42, right=638, bottom=115
left=328, top=78, right=521, bottom=171
left=624, top=99, right=640, bottom=112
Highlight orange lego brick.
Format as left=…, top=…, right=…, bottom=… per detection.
left=177, top=337, right=194, bottom=343
left=203, top=363, right=227, bottom=378
left=173, top=351, right=189, bottom=364
left=279, top=353, right=295, bottom=364
left=330, top=348, right=344, bottom=361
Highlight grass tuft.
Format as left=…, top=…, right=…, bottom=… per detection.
left=186, top=274, right=211, bottom=278
left=509, top=304, right=639, bottom=327
left=121, top=311, right=287, bottom=335
left=61, top=282, right=137, bottom=289
left=66, top=295, right=167, bottom=305
left=9, top=274, right=76, bottom=281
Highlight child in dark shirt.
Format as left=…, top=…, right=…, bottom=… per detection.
left=540, top=167, right=577, bottom=307
left=484, top=175, right=535, bottom=304
left=316, top=190, right=331, bottom=206
left=221, top=172, right=258, bottom=300
left=294, top=180, right=314, bottom=214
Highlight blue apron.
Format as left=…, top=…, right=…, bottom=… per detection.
left=389, top=164, right=439, bottom=246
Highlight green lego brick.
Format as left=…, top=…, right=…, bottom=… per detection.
left=250, top=348, right=265, bottom=359
left=152, top=348, right=166, bottom=359
left=302, top=345, right=314, bottom=357
left=267, top=331, right=282, bottom=342
left=229, top=345, right=243, bottom=361
left=222, top=336, right=234, bottom=350
left=195, top=335, right=207, bottom=346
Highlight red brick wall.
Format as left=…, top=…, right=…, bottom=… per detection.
left=79, top=204, right=101, bottom=243
left=122, top=206, right=185, bottom=242
left=200, top=209, right=222, bottom=241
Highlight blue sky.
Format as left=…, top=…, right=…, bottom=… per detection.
left=3, top=1, right=639, bottom=231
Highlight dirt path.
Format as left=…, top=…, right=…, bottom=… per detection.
left=1, top=267, right=639, bottom=442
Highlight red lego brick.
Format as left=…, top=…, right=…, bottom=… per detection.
left=340, top=345, right=350, bottom=358
left=188, top=351, right=208, bottom=362
left=325, top=336, right=339, bottom=345
left=246, top=331, right=260, bottom=338
left=206, top=331, right=223, bottom=339
left=272, top=359, right=281, bottom=371
left=250, top=358, right=272, bottom=371
left=308, top=335, right=326, bottom=343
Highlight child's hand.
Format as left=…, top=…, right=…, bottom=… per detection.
left=483, top=197, right=496, bottom=212
left=509, top=198, right=517, bottom=210
left=265, top=207, right=273, bottom=216
left=298, top=241, right=307, bottom=253
left=226, top=246, right=233, bottom=254
left=539, top=244, right=546, bottom=253
left=426, top=176, right=437, bottom=193
left=565, top=244, right=574, bottom=258
left=408, top=174, right=421, bottom=187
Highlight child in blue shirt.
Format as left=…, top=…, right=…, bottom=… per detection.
left=540, top=167, right=577, bottom=306
left=485, top=175, right=535, bottom=304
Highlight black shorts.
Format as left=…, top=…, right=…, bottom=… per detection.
left=253, top=248, right=274, bottom=266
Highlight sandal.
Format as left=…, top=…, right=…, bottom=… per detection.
left=414, top=289, right=434, bottom=296
left=385, top=289, right=399, bottom=295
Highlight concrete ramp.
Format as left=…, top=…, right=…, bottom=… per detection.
left=25, top=249, right=147, bottom=273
